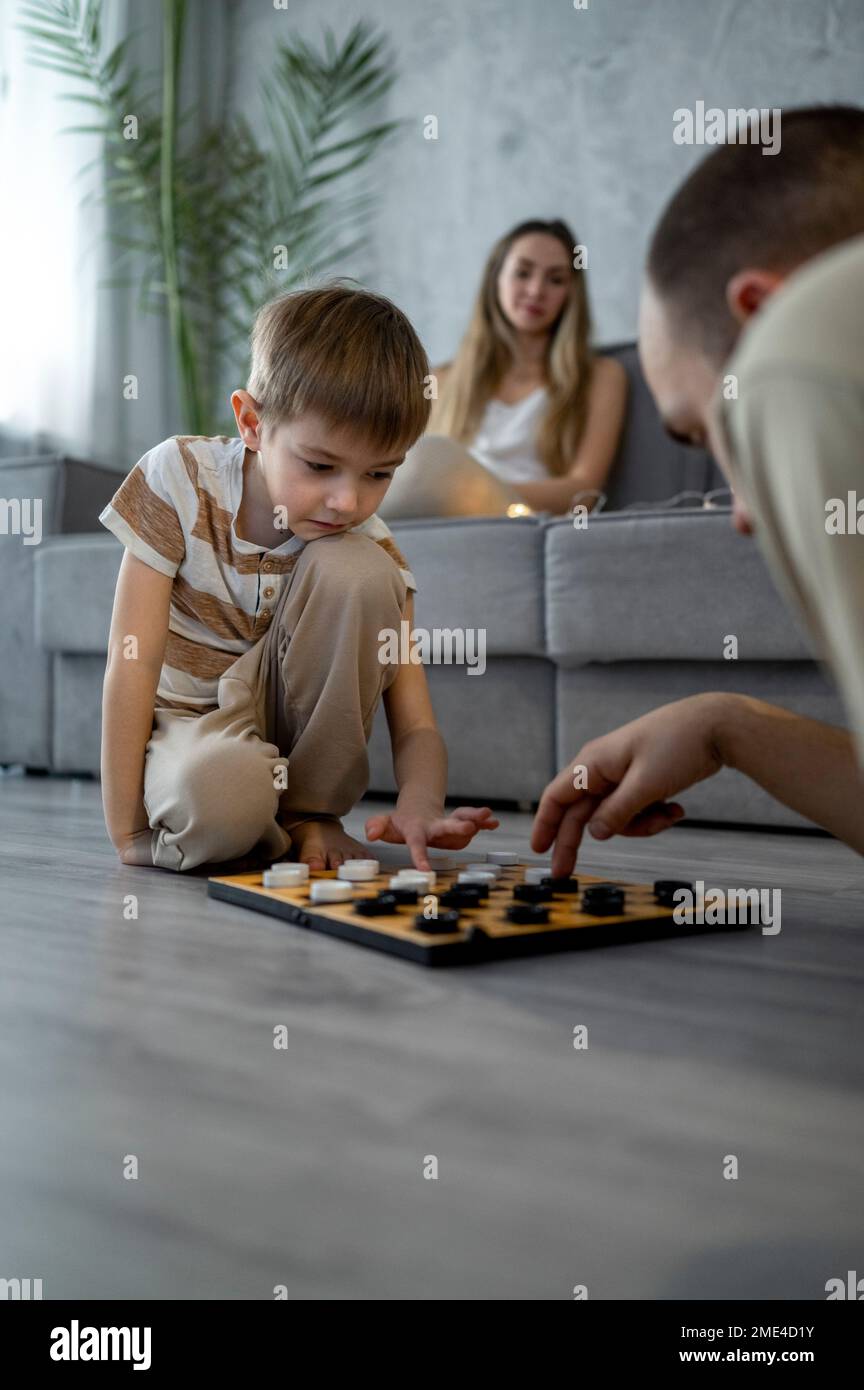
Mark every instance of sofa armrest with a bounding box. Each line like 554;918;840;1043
0;453;123;768
0;452;121;536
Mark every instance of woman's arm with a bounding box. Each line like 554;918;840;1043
513;355;629;514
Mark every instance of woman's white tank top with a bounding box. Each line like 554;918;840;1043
468;386;549;482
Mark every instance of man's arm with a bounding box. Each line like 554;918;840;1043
101;551;173;862
713;695;861;845
531;692;864;876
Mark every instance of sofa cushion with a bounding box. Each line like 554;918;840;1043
387;516;546;657
37;520;547;660
51;653;105;774
545;510;815;664
555;658;846;827
35;534;121;653
599;344;726;509
367;656;556;801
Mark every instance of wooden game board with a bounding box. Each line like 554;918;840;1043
207;861;750;966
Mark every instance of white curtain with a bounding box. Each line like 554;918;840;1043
0;0;108;453
0;0;230;469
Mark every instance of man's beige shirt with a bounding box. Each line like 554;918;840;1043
716;233;864;763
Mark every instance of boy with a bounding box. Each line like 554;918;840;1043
99;285;498;873
533;106;864;873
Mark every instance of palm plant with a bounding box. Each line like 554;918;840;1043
18;0;400;433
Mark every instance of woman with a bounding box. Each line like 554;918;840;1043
379;218;628;519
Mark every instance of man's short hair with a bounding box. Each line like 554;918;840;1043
647;105;864;360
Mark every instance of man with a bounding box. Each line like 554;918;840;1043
533;106;864;873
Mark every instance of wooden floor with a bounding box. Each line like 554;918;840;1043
1;768;862;1300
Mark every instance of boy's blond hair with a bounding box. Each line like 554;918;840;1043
247;283;431;451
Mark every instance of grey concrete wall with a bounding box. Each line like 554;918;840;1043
228;0;864;362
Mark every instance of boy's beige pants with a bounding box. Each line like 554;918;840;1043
143;533;406;872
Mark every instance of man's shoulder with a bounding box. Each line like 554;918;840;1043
730;234;864;387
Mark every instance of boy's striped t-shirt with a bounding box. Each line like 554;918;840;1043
98;433;416;714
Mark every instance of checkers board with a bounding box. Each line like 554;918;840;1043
207;857;748;966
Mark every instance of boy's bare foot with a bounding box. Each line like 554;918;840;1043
285;819;372;871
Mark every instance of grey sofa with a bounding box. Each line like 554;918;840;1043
0;450;123;770
363;509;841;826
0;347;847;828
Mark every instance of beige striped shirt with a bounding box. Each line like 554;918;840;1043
99;433;416;713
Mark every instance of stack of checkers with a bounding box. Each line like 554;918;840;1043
263;858;389;900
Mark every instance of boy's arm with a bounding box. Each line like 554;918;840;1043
381;595;447;814
101;551;173;859
368;595;500;867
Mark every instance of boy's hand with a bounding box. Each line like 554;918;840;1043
117;828;156;867
531;695;727;877
365;805;500;872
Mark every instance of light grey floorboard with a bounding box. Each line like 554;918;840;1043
0;770;862;1300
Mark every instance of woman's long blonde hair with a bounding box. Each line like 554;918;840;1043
427;219;594;477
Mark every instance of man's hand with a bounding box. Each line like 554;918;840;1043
531;695;729;877
365;804;500;871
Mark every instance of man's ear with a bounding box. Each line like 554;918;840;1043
725;268;786;326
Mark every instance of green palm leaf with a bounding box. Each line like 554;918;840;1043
20;3;401;434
